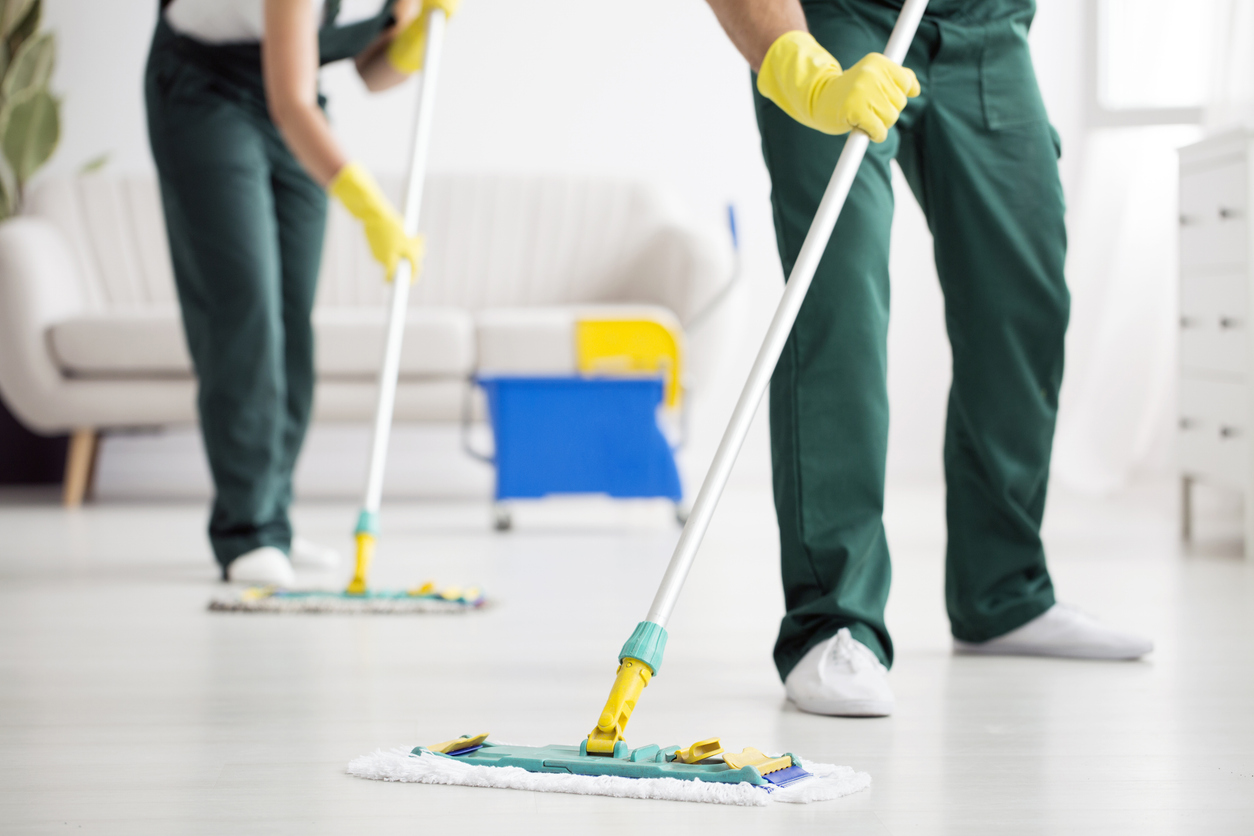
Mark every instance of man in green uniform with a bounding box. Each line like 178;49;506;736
703;0;1153;717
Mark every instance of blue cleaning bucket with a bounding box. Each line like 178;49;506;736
477;375;682;502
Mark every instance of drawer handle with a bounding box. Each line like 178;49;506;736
1219;207;1245;220
1180;213;1200;227
1220;425;1243;438
1180;417;1197;430
1180;316;1198;328
1220;317;1244;329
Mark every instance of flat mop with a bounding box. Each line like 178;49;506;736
351;0;928;801
212;8;482;615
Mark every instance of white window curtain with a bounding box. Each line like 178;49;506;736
1207;0;1254;128
1051;125;1197;493
1052;1;1248;493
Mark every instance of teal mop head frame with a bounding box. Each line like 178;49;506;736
415;738;812;790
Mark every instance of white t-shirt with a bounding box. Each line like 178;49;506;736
165;0;386;44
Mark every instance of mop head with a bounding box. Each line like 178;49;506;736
208;583;485;614
348;737;870;806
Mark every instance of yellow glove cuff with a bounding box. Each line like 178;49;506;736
426;0;462;18
386;0;461;74
330;162;425;283
756;30;844;133
328;162;385;218
387;16;428;74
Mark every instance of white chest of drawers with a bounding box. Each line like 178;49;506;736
1178;131;1253;551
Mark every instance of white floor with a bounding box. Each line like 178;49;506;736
1;478;1252;834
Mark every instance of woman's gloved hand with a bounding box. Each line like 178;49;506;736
387;0;462;73
756;31;919;143
329;162;424;281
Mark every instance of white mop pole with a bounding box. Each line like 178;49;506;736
350;9;447;593
644;0;930;627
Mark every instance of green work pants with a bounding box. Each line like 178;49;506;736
757;0;1068;677
146;24;327;573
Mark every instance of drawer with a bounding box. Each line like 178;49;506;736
1180;162;1247;270
1179;377;1248;488
1180;376;1246;425
1180;218;1247;271
1180;161;1246;218
1181;326;1246;378
1180;272;1248;377
1180;271;1247;318
1179;421;1247;489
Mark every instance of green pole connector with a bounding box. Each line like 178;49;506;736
619;621;668;675
355;510;380;537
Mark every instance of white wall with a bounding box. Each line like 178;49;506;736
41;0;1087;493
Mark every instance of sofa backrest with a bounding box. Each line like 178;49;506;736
26;172;697;315
26;176;177;312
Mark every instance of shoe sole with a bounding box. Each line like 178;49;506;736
789;697;893;718
290;558;341;570
953;641;1152;661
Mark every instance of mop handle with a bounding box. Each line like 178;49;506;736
644;0;929;627
361;9;448;517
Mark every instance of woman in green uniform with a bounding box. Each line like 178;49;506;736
704;0;1154;717
145;0;457;586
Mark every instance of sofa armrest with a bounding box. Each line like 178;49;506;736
0;217;90;431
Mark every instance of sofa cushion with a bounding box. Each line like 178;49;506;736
49;307;475;380
476;308;576;374
475;305;684;378
313;307;474;378
49;309;192;377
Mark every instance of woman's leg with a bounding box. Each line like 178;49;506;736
147;61;293;574
266;134;329;514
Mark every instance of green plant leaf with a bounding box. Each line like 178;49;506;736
0;143;15;218
79;152;108;175
5;0;38;51
2;29;51;99
0;85;58;181
0;0;36;43
0;39;10;87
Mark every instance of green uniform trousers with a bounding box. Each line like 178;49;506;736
757;0;1068;678
146;21;327;572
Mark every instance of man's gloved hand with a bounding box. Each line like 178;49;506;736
329;162;424;281
387;0;461;73
757;31;919;143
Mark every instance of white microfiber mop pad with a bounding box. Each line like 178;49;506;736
347;748;870;807
208;592;479;614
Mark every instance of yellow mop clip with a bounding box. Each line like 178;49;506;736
674;738;724;764
722;747;793;776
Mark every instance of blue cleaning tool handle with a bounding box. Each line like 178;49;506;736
726;204;739;252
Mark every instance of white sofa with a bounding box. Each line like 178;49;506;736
0;173;735;504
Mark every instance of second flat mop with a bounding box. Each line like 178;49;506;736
212;8;483;615
351;0;929;800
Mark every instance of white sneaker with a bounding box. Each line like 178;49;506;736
953;604;1153;660
226;546;295;588
290;536;341;570
784;628;894;717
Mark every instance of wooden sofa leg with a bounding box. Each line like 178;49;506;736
63;428;99;508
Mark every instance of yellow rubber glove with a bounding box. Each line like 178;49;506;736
387;0;462;73
329;162;424;281
757;31;920;143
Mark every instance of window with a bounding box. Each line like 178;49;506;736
1087;0;1223;125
